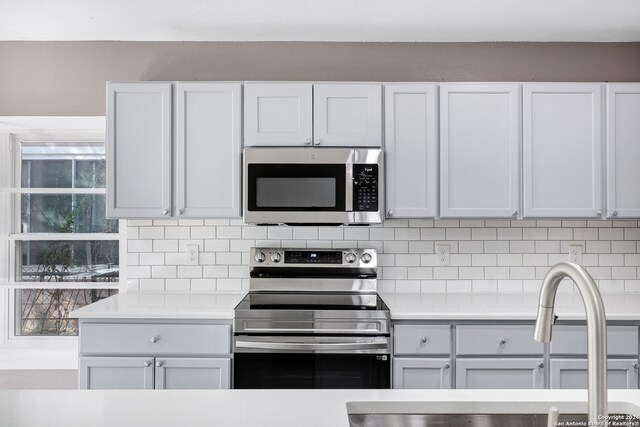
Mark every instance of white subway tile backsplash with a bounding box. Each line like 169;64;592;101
484;241;509;253
383;241;409;253
139;226;164;239
151;265;177;278
294;227;320;240
153;240;179;252
123;220;638;293
395;228;420;240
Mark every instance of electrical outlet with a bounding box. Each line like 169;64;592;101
569;245;583;264
185;245;199;265
436;244;450;266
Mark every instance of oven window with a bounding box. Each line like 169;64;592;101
234;353;390;389
247;164;346;211
256;177;336;208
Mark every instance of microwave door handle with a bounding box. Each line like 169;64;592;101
345;163;353;212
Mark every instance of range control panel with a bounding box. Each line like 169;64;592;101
285;250;342;264
250;248;377;268
353;164;379;212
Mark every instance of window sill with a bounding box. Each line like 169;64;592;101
0;347;77;370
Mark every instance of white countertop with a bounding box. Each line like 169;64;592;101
380;291;640;321
70;290;640;321
1;389;639;427
69;292;246;320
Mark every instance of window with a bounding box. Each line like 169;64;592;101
1;132;122;344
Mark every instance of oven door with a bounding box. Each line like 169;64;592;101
233;336;391;389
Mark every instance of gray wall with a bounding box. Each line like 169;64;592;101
1;41;639;116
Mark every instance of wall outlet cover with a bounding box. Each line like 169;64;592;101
568;245;583;264
436;244;450;266
185;244;199;265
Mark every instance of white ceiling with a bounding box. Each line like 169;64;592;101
1;0;640;42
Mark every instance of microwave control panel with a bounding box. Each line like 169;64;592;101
353;164;379;212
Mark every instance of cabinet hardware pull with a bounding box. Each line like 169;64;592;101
162;209;169;216
305;138;312;146
512;210;518;217
596;210;602;216
144;361;151;367
443;363;450;369
633;363;639;370
538;362;545;369
499;337;507;345
156;361;164;368
420;336;427;343
612;210;618;217
150;336;158;343
314;140;321;146
387;210;394;216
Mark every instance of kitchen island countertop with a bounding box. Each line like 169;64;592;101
1;389;640;427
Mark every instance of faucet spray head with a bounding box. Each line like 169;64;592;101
533;305;555;342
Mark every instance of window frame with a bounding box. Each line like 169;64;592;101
0;118;127;369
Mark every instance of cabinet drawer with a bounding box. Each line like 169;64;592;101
394;325;451;355
550;326;639;356
80;323;231;356
456;325;543;356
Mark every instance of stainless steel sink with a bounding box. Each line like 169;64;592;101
348;413;637;427
346;401;640;427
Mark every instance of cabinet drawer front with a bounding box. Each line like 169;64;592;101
550;326;639;356
80;323;231;356
456;325;543;356
394;325;451;355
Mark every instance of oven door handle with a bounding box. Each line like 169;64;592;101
235;340;388;352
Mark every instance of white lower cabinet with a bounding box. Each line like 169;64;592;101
456;358;545;389
393;358;452;389
78;320;232;390
80;356;231;390
80;356;154;390
550;359;639;390
154;357;231;390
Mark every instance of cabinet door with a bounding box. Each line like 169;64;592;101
313;84;382;147
384;84;438;218
456;358;545;389
154;357;230;390
439;84;520;218
550;359;639;389
393;357;452;389
107;82;172;218
175;82;242;218
243;83;312;146
79;356;154;390
606;84;640;218
523;83;603;218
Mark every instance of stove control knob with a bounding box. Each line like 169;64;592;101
270;252;282;263
254;251;266;263
345;252;357;263
361;253;372;264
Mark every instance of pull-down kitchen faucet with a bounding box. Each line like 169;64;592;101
534;262;608;426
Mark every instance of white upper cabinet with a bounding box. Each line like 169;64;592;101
244;83;381;147
175;82;242;218
523;83;604;218
606;83;640;218
107;81;242;219
243;83;313;146
439;84;520;218
107;82;172;218
313;83;382;147
384;84;438;218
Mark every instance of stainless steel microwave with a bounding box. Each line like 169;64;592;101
243;148;383;225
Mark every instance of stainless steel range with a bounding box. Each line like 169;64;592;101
233;247;391;389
